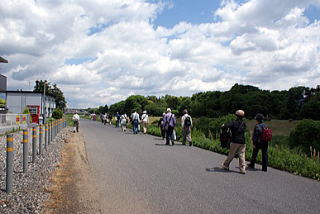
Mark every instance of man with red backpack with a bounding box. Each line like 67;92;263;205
248;113;272;172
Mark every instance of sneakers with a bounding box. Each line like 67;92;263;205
240;170;246;174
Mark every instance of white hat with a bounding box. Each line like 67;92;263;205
143;110;147;114
166;108;171;112
235;110;245;117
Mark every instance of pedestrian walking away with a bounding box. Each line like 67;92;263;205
72;111;80;133
163;108;176;146
115;112;121;127
158;113;166;139
181;109;193;146
248;113;271;172
141;110;149;134
102;113;107;125
221;110;247;174
108;113;112;125
120;114;128;132
131;110;140;134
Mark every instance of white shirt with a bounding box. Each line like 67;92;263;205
141;113;149;123
72;113;80;121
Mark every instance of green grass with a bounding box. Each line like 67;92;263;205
147;122;320;181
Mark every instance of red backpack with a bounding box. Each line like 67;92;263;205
261;127;272;142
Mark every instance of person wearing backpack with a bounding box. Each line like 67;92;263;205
181;109;193;146
131;110;140;134
248;113;271;172
141;110;149;134
222;110;247;174
120;113;128;132
158;113;166;139
163;108;176;146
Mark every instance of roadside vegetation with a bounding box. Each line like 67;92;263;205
83;83;320;180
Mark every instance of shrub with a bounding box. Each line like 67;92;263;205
22;107;30;114
289;119;320;153
52;108;63;119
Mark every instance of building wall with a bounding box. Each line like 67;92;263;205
6;92;55;117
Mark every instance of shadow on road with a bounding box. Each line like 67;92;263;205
206;167;242;174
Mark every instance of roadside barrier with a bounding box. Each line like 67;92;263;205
4;118;67;193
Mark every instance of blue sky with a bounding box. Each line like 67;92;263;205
152;0;221;27
153;0;320;27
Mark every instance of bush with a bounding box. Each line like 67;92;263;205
52;108;63;119
22;107;30;114
289;119;320;153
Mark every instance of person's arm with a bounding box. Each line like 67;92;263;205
222;121;233;129
181;115;185;127
252;125;260;145
190;116;193;127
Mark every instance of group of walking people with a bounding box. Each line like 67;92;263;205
158;108;193;146
221;110;270;174
102;108;270;174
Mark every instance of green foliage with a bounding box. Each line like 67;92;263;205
22;107;30;114
52;108;63;119
0;98;6;107
90;83;320;120
147;122;320;180
289;119;320;153
33;80;67;109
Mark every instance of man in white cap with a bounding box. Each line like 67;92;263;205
141;110;149;134
72;111;80;133
221;110;247;174
163;108;176;145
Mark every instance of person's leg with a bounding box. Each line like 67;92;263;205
249;144;260;168
261;143;268;171
238;144;246;173
165;128;170;145
167;127;174;145
182;126;187;145
160;127;165;139
223;143;239;169
186;128;192;146
169;127;175;145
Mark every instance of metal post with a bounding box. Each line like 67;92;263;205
45;124;48;150
6;134;14;193
22;129;28;173
39;125;43;155
32;126;37;163
49;122;52;143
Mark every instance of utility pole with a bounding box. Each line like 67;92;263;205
43;81;46;124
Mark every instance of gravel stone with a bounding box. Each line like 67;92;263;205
0;127;73;214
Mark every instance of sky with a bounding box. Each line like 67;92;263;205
0;0;320;108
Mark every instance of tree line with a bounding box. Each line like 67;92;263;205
88;83;320;120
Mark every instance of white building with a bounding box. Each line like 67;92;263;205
6;90;56;123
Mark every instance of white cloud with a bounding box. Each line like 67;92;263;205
0;0;320;108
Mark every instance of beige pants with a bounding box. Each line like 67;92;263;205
223;143;246;172
142;121;148;134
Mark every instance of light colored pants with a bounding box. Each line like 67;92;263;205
182;126;192;144
142;121;148;134
223;143;246;172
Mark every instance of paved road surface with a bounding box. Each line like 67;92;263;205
82;119;320;214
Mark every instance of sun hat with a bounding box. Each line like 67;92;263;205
235;110;245;117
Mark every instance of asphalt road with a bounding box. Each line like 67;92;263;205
81;119;320;214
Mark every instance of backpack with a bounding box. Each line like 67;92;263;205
184;116;191;127
261;127;272;142
220;128;231;149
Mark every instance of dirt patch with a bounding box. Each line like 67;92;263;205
42;132;101;214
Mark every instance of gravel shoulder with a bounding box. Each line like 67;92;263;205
42;131;101;214
0;127;71;213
